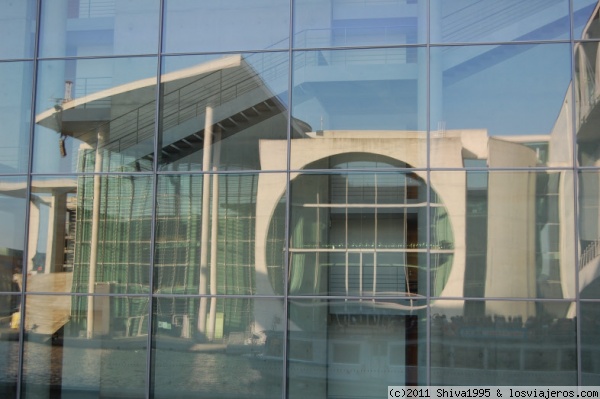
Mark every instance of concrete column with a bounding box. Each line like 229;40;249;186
198;106;213;336
579;47;590;121
87;129;107;339
44;192;67;273
27;199;41;272
207;130;221;341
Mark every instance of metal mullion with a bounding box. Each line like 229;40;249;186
283;0;294;397
568;0;584;387
17;0;43;397
36;53;160;62
144;0;166;397
425;0;432;387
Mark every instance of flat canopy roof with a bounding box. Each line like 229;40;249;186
35;55;245;146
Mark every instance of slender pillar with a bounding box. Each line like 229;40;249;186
207;130;221;341
198;106;214;336
87;129;106;339
44;192;67;273
579;47;590;121
27;200;41;272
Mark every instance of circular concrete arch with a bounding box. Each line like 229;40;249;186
255;135;464;292
251;135;467;331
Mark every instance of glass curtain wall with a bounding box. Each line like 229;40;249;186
1;0;600;397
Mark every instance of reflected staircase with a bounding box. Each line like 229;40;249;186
79;55;292;169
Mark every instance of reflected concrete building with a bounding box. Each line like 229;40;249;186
2;0;600;398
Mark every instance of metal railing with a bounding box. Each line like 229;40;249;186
579;238;600;271
72;26;414;158
442;0;562;43
98;51;288;156
76;0;116;19
73;77;112;108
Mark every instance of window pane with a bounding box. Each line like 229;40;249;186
431;300;577;386
33;57;157;173
294;0;426;48
291;48;427;169
288;299;426;398
0;0;36;60
155;173;285;296
576;42;600;167
430;0;570;44
289;172;429;297
574;0;600;40
152;297;284;398
158;52;288;172
430;43;572;168
0;61;33;174
578;171;600;299
28;175;153;294
0;176;27;293
39;0;160;57
22;294;148;398
0;294;20;398
431;171;575;299
581;301;600;385
162;0;290;54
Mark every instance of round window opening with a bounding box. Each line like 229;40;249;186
266;153;454;297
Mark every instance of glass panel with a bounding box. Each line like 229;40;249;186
578;171;600;299
152;297;284;398
155;173;285;296
0;294;20;398
0;176;27;293
0;0;36;60
430;43;572;168
22;294;148;398
289;172;429;296
431;171;575;299
575;0;600;40
293;0;426;48
431;300;577;385
581;301;600;385
28;175;153;294
158;52;288;172
39;0;160;57
430;0;570;44
162;0;290;54
288;299;426;398
33;57;157;174
0;61;33;174
576;42;600;166
291;48;427;169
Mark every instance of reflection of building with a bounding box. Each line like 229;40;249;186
33;61;576;330
32;54;579;385
5;0;600;397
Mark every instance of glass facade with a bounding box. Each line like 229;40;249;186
2;0;600;397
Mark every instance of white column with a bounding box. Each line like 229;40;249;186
198;106;213;336
207;130;221;341
44;192;67;273
27;199;41;273
87;129;106;339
